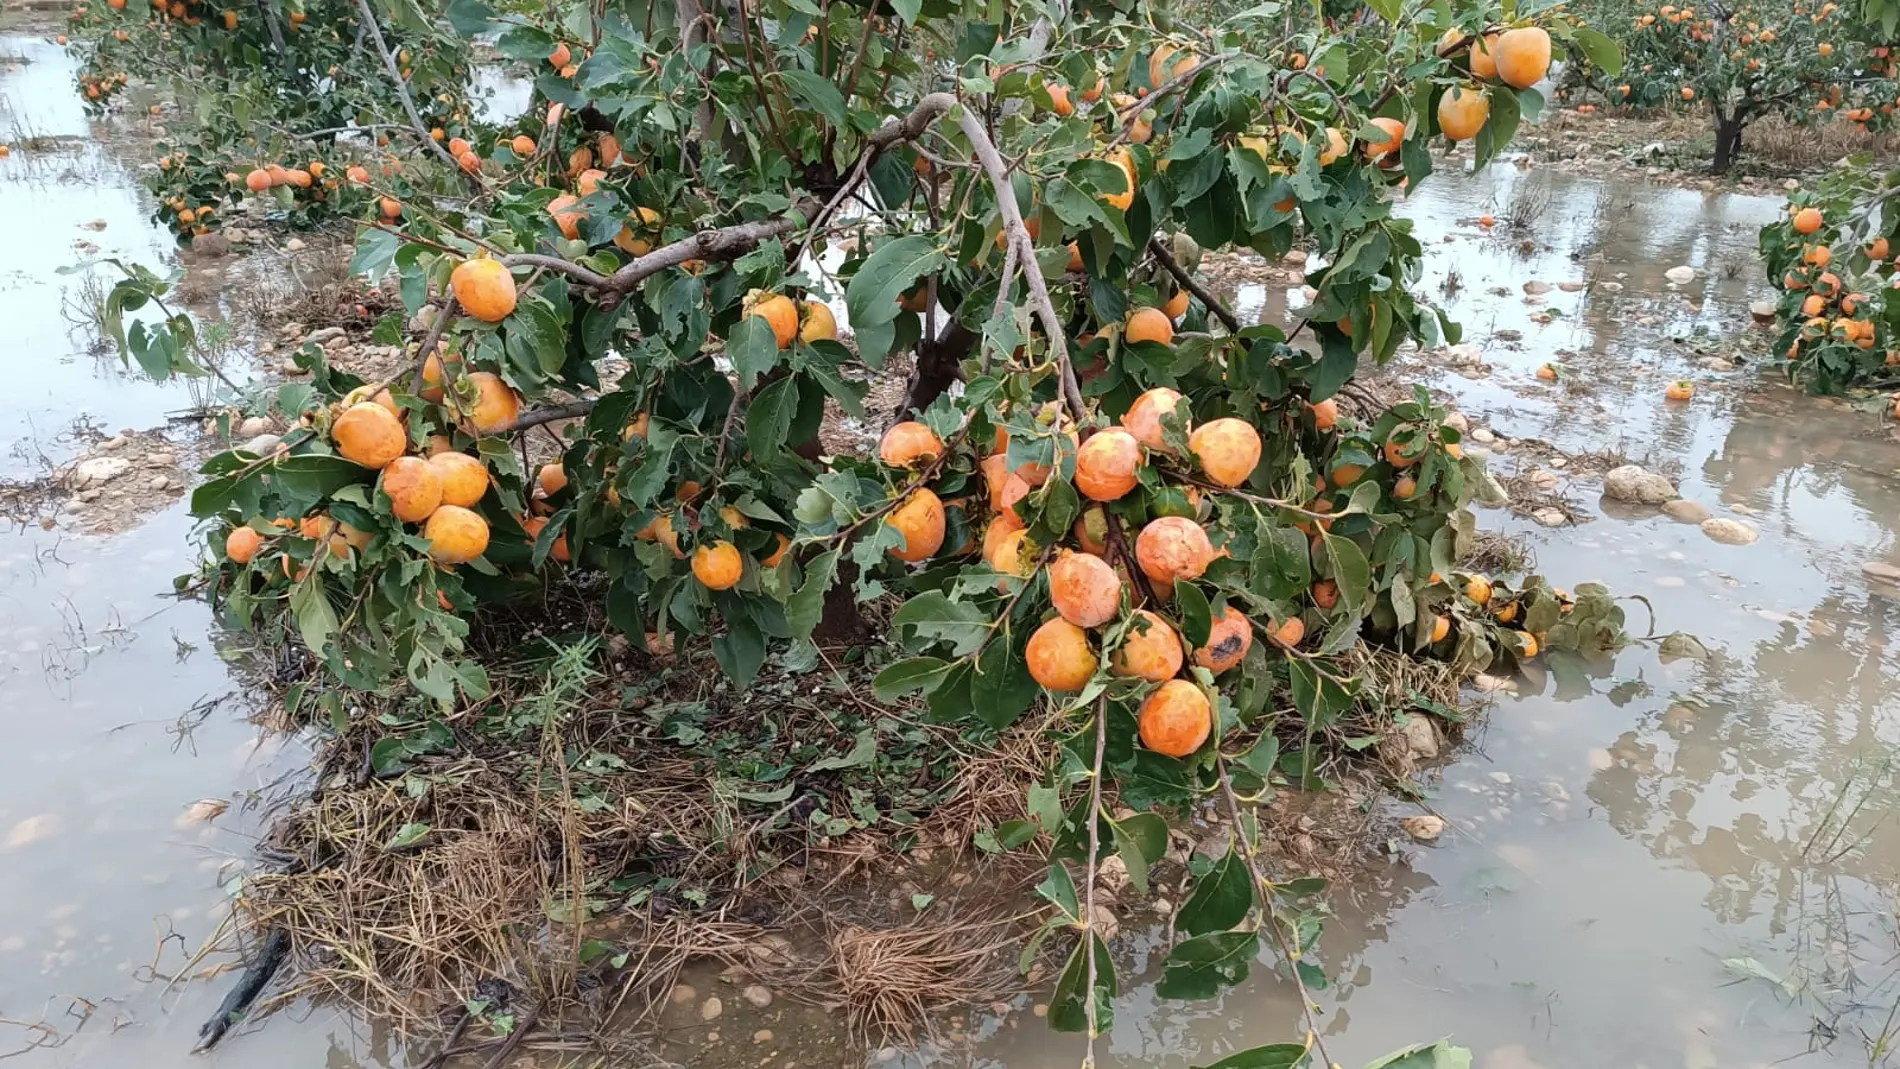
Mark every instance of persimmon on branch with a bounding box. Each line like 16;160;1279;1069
349;0;461;173
1149;236;1240;333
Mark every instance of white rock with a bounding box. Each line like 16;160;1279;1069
97;435;129;452
304;326;346;346
1469;427;1496;444
700;996;724;1021
1446;342;1484;367
1665;266;1696;284
1401;715;1439;760
1523;280;1552;295
1700;518;1759;545
1749;299;1777;321
1444;410;1470;432
1660;498;1711;524
281;360;308;376
1602;464;1677;505
1283;249;1309;267
1400;815;1445;842
1532;507;1569;527
148;475;171;491
72;456;132;488
285;237;307;251
1558;281;1585;292
237;415;271;438
1601;281;1624;292
742;984;773;1008
1862;561;1900;583
240;433;282;456
1527;469;1559;490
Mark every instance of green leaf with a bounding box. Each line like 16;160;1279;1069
1194;1044;1312;1069
383;822;432;850
349;226;401;280
747;375;800;459
1048;933;1116;1034
872;656;955;700
1320;533;1373;616
1155;930;1258;1000
289;578;339;656
1176;583;1212;649
727;316;781;392
786;547;838;638
1177;848;1255;936
1361;1041;1474;1069
890;591;992;656
971;636;1037;730
1035;862;1081;918
711;614;767;687
808;727;877;771
1570;26;1623;77
1287;657;1358;729
1111;812;1169;895
777;69;847;128
844;235;947;336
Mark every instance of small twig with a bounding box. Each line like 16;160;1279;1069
711;387;747;476
1148;235;1238;333
349;0;460;172
1107;53;1229;151
408;296;460;395
1079;691;1109;1063
486;400;600;435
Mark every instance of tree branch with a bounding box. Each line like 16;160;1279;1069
952;104;1088;422
350;0;460;172
1149;235;1238;333
1080;691;1109;1063
487;400;600;434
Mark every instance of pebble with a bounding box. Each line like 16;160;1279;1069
281;360;308;375
285;237;306;251
1469;427;1496;444
1444;410;1469;432
1700;517;1758;545
148;475;171;491
742;984;773;1008
71;456;132;488
1558;281;1584;292
1400;815;1445;842
1532;507;1569;527
1401;715;1439;759
671;984;698;1006
1527;469;1559;490
241;433;282;456
753;1029;774;1044
1488;771;1512;785
1600;281;1624;292
1603;464;1677;505
97;435;128;452
1665;266;1696;284
700;996;724;1021
1523;280;1551;295
1660;498;1711;524
237;416;271;438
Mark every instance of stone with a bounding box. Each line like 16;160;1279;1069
97;435;129;451
1090;904;1119;941
1096;854;1131;895
1532;507;1569;527
148;475;171;491
1558;281;1584;292
190;232;232;257
304;326;346;346
237;415;271;438
700;996;724;1021
145;452;177;468
71;456;131;488
1527;469;1559;490
1401;715;1439;760
1600;281;1624;292
1443;410;1470;432
742;984;773;1008
1700;518;1758;545
240;433;283;456
285;237;307;251
1283;249;1309;266
1602;464;1676;505
1660;498;1711;524
1749;299;1777;321
281;359;308;376
1862;561;1900;583
1665;265;1695;284
1700;357;1735;371
279;321;306;339
1399;815;1445;842
671;984;698;1006
1469;427;1496;444
1522;280;1552;295
1546;455;1566;468
753;1030;774;1044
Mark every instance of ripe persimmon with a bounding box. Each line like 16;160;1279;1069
1027;617;1097;692
800;301;838;343
1112;609;1184;682
536;462;567;496
1134;516;1214;584
1137;679;1210;757
691;541;744;589
1665;380;1694;401
1363;116;1406;160
879;421;945;468
451;257;517;322
1793;207;1824;234
1194;605;1253;673
1469;32;1501;78
1309;398;1338;430
428;452;488;508
1438;85;1490;141
1188;417;1262;487
225;526;263;564
424;505;490;564
1049;550;1121;628
1123;386;1187;451
463;372;520;433
1494;27;1552;88
1126;306;1175;346
886;488;946;562
333;402;406;469
749;293;799;349
382;456;444;523
1075;428;1143;501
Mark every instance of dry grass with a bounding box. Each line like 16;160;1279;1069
824;915;1026;1044
1746;114;1900;169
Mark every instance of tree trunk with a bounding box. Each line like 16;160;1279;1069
1712;112;1744;174
901;319;974;418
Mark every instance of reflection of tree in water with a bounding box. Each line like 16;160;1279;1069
1700;402;1900;559
1586;589;1900;929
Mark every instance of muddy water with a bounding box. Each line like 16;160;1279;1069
8;30;1900;1069
0;33;358;1069
979;166;1900;1068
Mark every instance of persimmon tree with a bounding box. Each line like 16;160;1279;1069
1761;161;1900;393
1584;0;1897;170
89;0;1629;1055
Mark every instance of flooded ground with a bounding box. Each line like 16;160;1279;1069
7;23;1900;1069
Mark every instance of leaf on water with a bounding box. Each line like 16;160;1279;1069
1155;929;1257;1000
1194;1044;1312;1069
1176;848;1255;936
1722;956;1796;995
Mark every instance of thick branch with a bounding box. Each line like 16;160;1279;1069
1149;236;1238;333
350;0;460;171
952;105;1088;422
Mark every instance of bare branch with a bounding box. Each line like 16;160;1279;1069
1080;692;1109;1065
349;0;461;172
1149;236;1240;333
487;400;600;434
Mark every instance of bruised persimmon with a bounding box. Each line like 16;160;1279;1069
1138;679;1211;757
879;420;945;468
1194;605;1253;674
1026;617;1097;692
1134;516;1214;584
1112;609;1184;682
886;488;946;562
1049;550;1121;628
